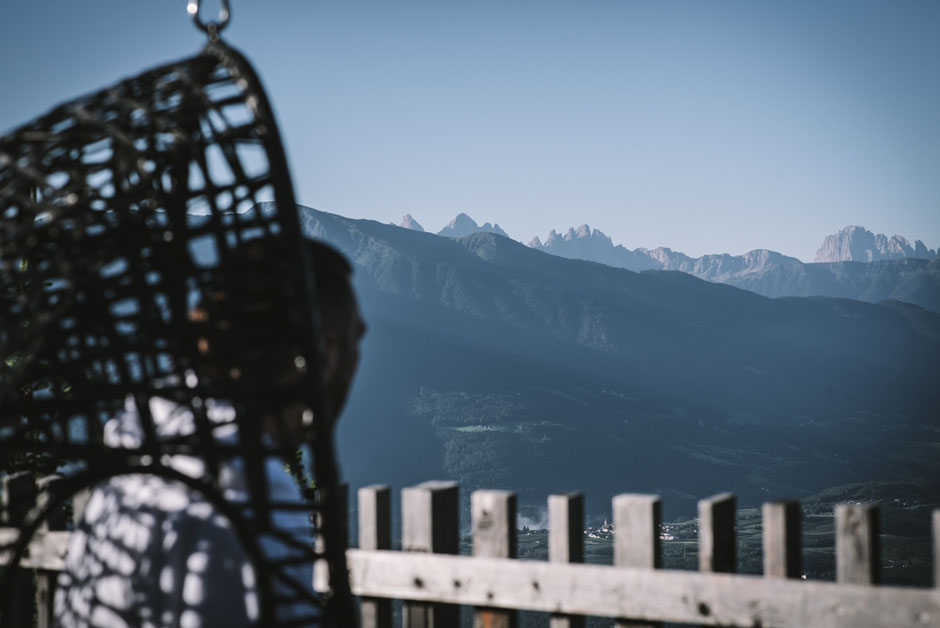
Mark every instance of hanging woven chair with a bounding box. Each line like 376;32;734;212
0;3;354;625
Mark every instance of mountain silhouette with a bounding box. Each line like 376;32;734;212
528;223;940;313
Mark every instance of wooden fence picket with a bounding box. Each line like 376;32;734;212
762;500;801;579
4;476;940;627
34;475;66;628
934;509;940;589
836;503;880;585
358;484;392;628
1;471;35;526
613;493;662;628
314;482;348;594
549;492;585;628
699;493;736;574
401;480;460;628
2;472;38;628
472;489;517;628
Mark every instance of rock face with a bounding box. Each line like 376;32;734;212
814;225;936;263
528;225;800;281
643;247;802;283
398;214;425;232
437;213;509;239
528;224;659;271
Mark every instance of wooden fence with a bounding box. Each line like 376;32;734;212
2;473;939;627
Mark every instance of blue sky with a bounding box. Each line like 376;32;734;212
2;1;938;261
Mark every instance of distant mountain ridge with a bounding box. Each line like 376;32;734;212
528;224;803;283
727;257;940;313
525;223;940;313
390;213;940;312
815;225;937;263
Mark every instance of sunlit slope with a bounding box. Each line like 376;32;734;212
300;207;940;515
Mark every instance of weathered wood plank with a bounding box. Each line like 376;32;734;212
338;482;349;551
314;483;349;593
5;525;940;628
359;485;392;628
549;492;584;565
1;528;70;627
346;549;940;627
549;493;584;628
0;528;71;571
836;503;880;585
1;471;36;525
762;500;801;579
613;494;662;628
402;481;459;554
1;472;38;628
472;490;517;628
0;527;70;628
35;475;67;628
402;481;460;628
934;509;940;589
613;494;662;569
699;493;736;574
36;573;55;628
359;485;391;552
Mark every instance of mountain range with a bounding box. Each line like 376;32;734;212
397;212;509;239
401;215;940;313
303;205;940;517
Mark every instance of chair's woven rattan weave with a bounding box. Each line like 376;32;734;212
0;40;353;625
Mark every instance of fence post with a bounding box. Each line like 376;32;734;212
2;471;38;628
35;475;66;628
313;482;348;594
1;471;36;525
549;492;584;628
472;490;517;628
762;500;801;579
836;503;880;585
358;485;392;628
613;494;662;628
934;509;940;589
402;481;459;628
699;493;736;574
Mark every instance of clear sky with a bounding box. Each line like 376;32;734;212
2;1;938;261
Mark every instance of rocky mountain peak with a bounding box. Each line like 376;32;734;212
571;224;591;239
815;226;934;263
398;214;425;232
480;222;510;238
437;213;509;239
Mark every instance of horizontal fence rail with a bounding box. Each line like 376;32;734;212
345;550;940;627
2;474;940;627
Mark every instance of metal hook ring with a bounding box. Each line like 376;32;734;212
187;0;231;41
